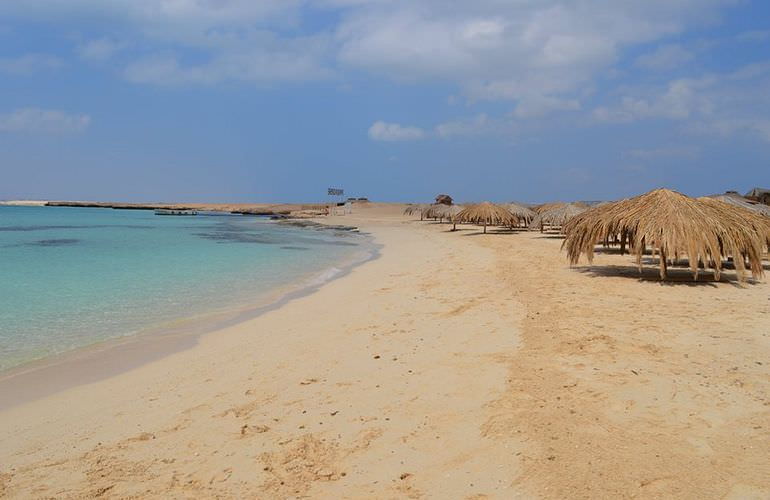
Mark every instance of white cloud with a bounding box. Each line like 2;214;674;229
335;0;734;108
368;121;425;141
691;118;770;142
435;114;495;138
595;60;770;142
0;108;91;134
736;30;770;42
77;38;126;61
0;53;63;75
0;0;749;125
593;78;714;122
513;95;581;119
2;0;735;100
635;44;694;71
124;32;334;85
624;146;700;159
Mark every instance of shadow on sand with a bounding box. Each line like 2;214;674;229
572;264;761;288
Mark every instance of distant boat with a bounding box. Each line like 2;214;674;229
154;209;198;216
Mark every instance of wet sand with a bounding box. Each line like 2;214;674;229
1;203;768;498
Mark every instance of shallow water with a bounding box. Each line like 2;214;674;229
0;206;372;371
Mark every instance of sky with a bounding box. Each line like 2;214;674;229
1;0;769;204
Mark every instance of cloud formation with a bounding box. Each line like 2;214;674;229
593;60;770;142
3;0;770;148
0;53;63;75
368;121;425;141
0;0;736;98
0;108;91;134
635;44;694;71
77;39;126;61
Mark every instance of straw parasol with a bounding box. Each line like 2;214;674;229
505;202;537;226
435;204;463;223
404;203;433;220
705;193;770;217
423;203;462;223
454;202;517;233
562;188;765;281
530;202;588;232
534;201;566;214
699;197;770;251
420;204;443;220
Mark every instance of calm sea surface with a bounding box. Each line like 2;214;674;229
0;206;373;371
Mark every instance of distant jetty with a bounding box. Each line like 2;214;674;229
0;200;49;206
36;201;330;218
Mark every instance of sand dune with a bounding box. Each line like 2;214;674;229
1;203;768;498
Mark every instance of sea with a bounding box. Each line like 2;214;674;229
0;205;374;371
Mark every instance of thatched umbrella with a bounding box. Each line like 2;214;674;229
454;202;516;233
421;204;443;220
404;203;430;220
563;199;632;253
531;202;588;232
435;204;463;224
505;202;536;227
563;188;765;281
422;203;462;223
435;194;453;205
699;197;770;251
533;201;566;214
705;193;770;217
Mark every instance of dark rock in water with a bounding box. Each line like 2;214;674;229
280;246;310;251
276;220;359;232
31;238;79;247
194;231;279;244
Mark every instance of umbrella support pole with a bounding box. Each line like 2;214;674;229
660;249;668;280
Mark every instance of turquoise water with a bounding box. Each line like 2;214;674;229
0;206;372;371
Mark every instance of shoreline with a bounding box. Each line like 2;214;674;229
0;221;380;410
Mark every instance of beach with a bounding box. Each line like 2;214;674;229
1;203;769;498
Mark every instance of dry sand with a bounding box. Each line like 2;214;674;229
1;203;768;498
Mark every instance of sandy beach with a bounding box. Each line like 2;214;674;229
1;203;769;499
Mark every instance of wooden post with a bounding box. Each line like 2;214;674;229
483;221;487;234
620;229;627;255
660;248;668;280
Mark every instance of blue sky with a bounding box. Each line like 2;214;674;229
0;0;769;203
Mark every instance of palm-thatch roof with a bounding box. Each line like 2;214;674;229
505;202;537;225
423;203;463;222
436;204;463;219
454;202;517;233
530;202;588;232
435;194;453;205
403;203;430;220
562;188;765;281
403;204;424;215
533;201;566;214
421;204;443;219
699;197;770;251
745;187;770;204
705;193;770;217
